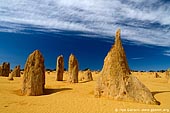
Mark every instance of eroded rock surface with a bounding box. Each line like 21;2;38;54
95;29;159;105
21;50;45;96
68;54;79;83
56;55;64;81
0;62;10;77
11;65;20;77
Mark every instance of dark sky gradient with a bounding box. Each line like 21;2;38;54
0;29;169;71
0;0;170;71
0;30;111;70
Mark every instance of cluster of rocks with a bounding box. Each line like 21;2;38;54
11;65;21;77
8;65;21;80
1;28;164;106
56;54;80;83
80;69;93;82
19;49;89;96
94;29;159;105
55;53;93;83
1;49;90;96
0;62;21;80
0;62;10;77
0;50;46;96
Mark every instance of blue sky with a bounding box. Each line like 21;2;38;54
0;0;170;71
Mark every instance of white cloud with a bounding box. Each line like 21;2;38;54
164;50;170;57
131;57;144;60
0;0;170;46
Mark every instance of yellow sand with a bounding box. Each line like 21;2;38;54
0;71;170;113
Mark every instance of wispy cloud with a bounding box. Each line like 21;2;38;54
0;0;170;46
131;57;144;60
163;50;170;56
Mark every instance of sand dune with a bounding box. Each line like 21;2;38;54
0;71;170;113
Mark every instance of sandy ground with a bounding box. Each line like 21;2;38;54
0;71;170;113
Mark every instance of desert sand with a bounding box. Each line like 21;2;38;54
0;71;170;113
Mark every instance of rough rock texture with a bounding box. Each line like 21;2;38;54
94;29;159;105
56;55;64;81
11;65;20;77
21;50;45;96
80;69;93;81
0;62;10;77
68;54;79;83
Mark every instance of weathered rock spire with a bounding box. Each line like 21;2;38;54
67;54;79;83
56;55;64;81
21;50;45;96
95;29;159;105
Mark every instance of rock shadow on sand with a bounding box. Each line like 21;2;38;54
43;88;72;95
79;80;92;83
152;91;170;96
14;88;72;96
151;91;170;105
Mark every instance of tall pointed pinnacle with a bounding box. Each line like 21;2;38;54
114;29;130;75
115;28;122;48
95;29;159;105
102;28;130;76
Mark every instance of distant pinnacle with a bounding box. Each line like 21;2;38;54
68;54;79;83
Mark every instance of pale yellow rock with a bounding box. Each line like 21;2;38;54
8;73;14;80
0;62;10;77
80;69;93;82
56;55;64;81
95;29;159;105
11;65;20;77
68;54;79;83
21;50;45;96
